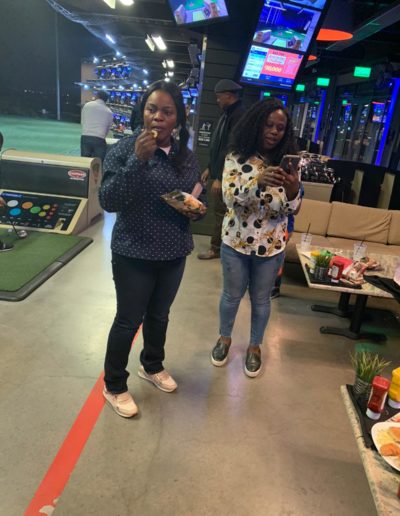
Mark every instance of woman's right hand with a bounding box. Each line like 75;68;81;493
135;129;158;162
257;166;286;188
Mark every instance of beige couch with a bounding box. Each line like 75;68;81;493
285;199;400;263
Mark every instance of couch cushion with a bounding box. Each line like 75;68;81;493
388;210;400;245
327;202;391;244
293;198;332;236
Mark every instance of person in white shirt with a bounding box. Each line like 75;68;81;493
81;91;114;162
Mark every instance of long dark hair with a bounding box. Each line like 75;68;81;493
140;80;189;170
229;98;297;165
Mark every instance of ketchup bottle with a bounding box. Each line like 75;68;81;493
330;257;344;283
366;376;391;420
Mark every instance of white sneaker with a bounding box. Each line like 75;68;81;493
138;365;177;393
103;387;138;418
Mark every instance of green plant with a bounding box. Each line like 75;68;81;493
350;351;391;383
314;253;331;268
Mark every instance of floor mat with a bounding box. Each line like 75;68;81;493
0;230;92;301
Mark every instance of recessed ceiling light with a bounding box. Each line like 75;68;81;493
119;0;134;5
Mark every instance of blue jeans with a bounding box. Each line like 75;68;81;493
219;243;284;346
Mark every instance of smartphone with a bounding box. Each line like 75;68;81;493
279;155;301;174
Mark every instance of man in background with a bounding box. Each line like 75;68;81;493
81;91;114;162
198;79;246;260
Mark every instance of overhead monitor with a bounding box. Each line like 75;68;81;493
253;1;321;54
291;0;327;9
168;0;229;27
239;0;329;91
241;45;303;90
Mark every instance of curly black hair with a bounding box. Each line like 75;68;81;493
141;80;189;171
229;98;298;165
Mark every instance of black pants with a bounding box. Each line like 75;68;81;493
80;135;107;162
104;253;186;393
210;188;226;252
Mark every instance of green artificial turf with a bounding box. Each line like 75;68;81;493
0;230;91;294
0;115;81;155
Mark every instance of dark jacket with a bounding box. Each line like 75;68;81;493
99;129;206;260
208;100;246;181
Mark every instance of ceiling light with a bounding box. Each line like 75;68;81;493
165;77;170;82
143;68;148;75
152;35;167;51
119;0;134;5
103;0;116;8
145;35;155;52
162;60;167;68
116;51;121;57
168;71;174;77
143;79;148;85
317;0;353;41
166;60;175;68
106;33;116;44
93;57;99;64
133;83;138;88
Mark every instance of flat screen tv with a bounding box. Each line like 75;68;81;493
253;1;321;54
241;45;304;90
291;0;327;9
168;0;229;26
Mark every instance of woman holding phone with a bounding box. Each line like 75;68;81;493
210;98;301;377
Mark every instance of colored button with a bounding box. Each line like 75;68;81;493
9;208;21;216
30;206;41;214
39;211;46;217
22;202;33;209
7;200;18;208
42;204;51;210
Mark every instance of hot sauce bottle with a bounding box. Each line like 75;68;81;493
366;376;391;420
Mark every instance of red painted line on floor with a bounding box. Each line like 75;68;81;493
25;331;140;515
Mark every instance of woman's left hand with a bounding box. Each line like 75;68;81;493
282;170;300;201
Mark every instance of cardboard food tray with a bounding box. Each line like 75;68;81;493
161;190;204;214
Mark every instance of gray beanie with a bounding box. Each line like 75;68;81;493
214;79;243;93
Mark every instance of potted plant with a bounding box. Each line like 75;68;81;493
313;252;331;280
350;351;391;403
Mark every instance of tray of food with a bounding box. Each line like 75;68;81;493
161;190;205;214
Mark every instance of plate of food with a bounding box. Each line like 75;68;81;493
371;421;400;471
161;190;205;214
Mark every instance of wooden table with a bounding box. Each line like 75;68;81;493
341;386;400;515
296;245;396;341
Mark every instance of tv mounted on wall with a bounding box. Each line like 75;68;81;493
239;0;330;91
291;0;327;10
241;45;304;90
168;0;229;27
253;0;322;54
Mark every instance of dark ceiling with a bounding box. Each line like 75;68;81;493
47;0;400;86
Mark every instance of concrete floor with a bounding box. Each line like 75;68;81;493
1;214;399;516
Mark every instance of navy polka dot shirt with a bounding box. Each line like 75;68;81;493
99;130;206;260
